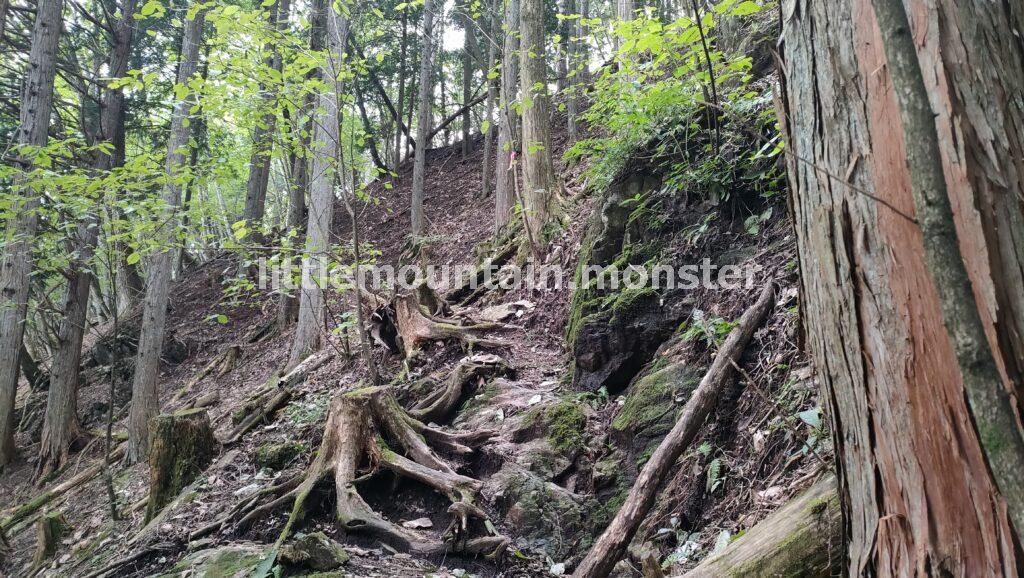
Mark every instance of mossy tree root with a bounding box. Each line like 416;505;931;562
224;351;333;444
408;354;512;423
212;386;507;558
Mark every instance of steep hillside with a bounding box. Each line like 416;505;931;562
1;104;830;577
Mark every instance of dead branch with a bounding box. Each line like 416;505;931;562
224;352;333;444
572;282;777;578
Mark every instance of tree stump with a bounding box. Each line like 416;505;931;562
31;511;67;571
145;409;218;522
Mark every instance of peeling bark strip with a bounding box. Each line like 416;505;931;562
868;0;1024;534
778;0;1024;574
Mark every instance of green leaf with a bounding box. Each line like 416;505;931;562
216;314;228;324
798;408;822;429
729;0;763;16
126;252;141;265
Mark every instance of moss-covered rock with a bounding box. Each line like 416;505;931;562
159;544;265;577
280;532;349;571
570;285;677;393
521;399;588;455
255;440;307;470
611;363;703;469
145;409;218;522
489;464;600;562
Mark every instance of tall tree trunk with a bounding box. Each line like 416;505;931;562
779;0;1024;574
555;0;569;93
493;0;519;233
480;0;499;197
518;0;556;246
127;8;206;462
460;7;473;158
613;0;632;51
38;0;138;477
0;0;63;470
395;9;409;169
242;0;290;227
278;0;324;329
286;1;350;369
564;0;578;140
410;0;436;238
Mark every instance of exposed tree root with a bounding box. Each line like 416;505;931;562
406;354;512;423
369;284;511;358
204;386;507;558
446;239;518;306
224;351;332;444
170;344;241;405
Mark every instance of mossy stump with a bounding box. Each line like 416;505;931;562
31;511;67;571
146;408;218;522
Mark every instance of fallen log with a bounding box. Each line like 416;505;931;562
1;443;126;531
572;282;777;578
681;474;840;577
170;345;241;404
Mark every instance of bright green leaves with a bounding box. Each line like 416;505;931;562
137;0;165;19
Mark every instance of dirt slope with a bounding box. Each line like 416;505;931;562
1;114;826;577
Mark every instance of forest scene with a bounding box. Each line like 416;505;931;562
1;0;1023;575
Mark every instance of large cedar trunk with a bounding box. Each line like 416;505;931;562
127;8;207;462
779;0;1024;574
0;0;64;469
518;0;556;243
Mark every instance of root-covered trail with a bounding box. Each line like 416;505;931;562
1;121;824;578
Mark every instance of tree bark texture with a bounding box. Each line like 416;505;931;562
410;0;436;238
779;0;1024;574
286;2;349;369
493;0;519;233
127;8;206;462
0;0;63;469
518;0;556;244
